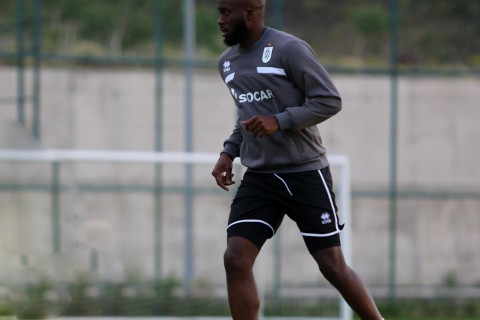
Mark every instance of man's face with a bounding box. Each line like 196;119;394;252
217;0;248;47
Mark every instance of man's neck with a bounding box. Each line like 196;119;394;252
240;26;266;49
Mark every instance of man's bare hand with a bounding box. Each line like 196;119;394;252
211;153;235;191
242;115;280;138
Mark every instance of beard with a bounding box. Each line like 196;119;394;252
223;19;248;47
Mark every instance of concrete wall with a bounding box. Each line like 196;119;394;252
0;67;479;292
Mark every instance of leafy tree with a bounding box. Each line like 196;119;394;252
351;4;389;61
196;4;224;55
1;0;479;67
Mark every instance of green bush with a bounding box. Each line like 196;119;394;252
1;276;479;319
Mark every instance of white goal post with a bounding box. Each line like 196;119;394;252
0;149;352;320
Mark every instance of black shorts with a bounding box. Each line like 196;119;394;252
227;167;344;254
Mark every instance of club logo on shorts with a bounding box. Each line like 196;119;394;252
262;46;273;63
321;212;332;225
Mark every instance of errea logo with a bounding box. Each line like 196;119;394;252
223;60;231;73
230;88;275;104
321;212;332;225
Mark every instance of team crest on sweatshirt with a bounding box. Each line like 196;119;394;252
262;46;273;63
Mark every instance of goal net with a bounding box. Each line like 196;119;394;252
0;149;352;320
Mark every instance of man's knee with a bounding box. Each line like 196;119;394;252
313;246;349;281
319;260;348;282
224;249;246;272
224;237;258;273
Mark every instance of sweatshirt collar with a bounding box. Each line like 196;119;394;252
237;27;271;54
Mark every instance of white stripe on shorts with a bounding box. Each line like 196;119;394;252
301;169;341;237
273;173;293;196
227;219;275;236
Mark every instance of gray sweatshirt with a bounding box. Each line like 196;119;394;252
218;27;341;173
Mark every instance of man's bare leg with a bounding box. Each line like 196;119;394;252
224;237;260;320
313;246;383;320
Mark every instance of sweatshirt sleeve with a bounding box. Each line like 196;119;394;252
222;120;243;159
274;39;342;131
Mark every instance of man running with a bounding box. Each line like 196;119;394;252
212;1;384;319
